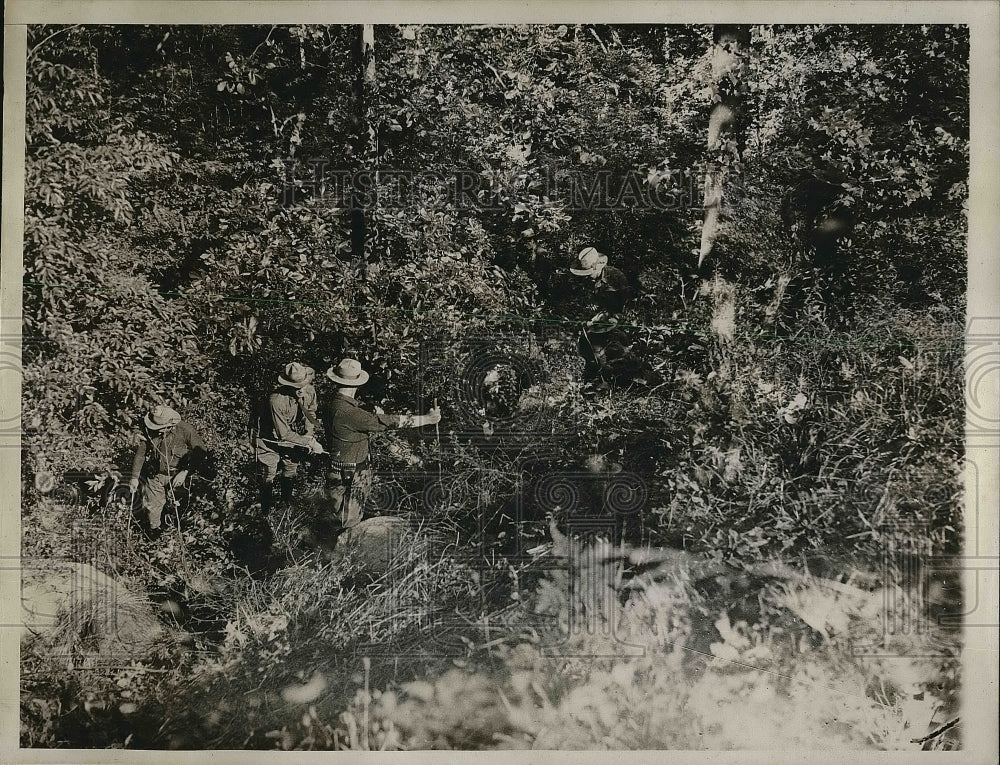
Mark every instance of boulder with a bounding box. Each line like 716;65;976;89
22;560;166;656
331;516;416;576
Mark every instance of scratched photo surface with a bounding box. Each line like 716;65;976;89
17;23;970;751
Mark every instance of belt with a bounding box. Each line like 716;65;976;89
330;459;368;471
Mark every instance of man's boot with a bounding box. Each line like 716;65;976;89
278;476;295;507
260;480;275;513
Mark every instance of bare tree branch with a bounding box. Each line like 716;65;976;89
910;717;960;745
27;24;82;63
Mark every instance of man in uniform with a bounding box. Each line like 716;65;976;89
128;404;207;541
321;358;441;529
569;246;631;317
252;361;324;512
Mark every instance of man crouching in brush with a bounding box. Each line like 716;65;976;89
321;358;441;529
128;405;207;542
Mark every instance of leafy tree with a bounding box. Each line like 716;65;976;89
24;26;209;477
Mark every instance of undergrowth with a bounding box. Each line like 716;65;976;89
20;292;963;752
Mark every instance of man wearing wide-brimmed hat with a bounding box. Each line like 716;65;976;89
569;246;631;317
129;404;207;540
320;358;441;529
251;362;324;512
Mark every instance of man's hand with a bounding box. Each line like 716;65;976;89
171;470;188;488
399;407;442;428
586;311;607;327
307;437;324;455
128;478;139;492
427;406;442;426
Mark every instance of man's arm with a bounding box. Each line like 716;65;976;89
181;423;208;471
301;409;319;436
271;396;315;447
128;437;148;490
298;387;319;427
384;407;441;430
130;438;148;481
347;406;440;433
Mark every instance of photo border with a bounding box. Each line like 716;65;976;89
2;2;997;763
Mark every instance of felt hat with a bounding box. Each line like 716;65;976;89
278;362;310;388
326;358;370;387
570;246;608;277
144;405;181;430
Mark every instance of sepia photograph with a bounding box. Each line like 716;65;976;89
2;3;998;759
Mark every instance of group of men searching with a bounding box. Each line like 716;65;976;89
125;246;628;541
128;359;440;541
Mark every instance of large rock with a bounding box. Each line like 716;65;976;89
331;516;417;576
22;560;166;656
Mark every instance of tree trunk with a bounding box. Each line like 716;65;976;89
351;24;377;275
698;25;750;268
700;25;750;349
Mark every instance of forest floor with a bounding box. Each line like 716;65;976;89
20;331;962;751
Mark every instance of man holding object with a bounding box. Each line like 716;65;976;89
129;404;207;541
252;362;324;512
321;358;441;529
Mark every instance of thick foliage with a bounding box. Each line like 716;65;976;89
21;23;966;751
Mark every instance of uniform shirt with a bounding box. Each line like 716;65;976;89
130;421;206;480
255;389;313;449
594;265;631;315
321;392;398;465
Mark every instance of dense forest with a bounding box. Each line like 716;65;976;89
20;24;968;750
